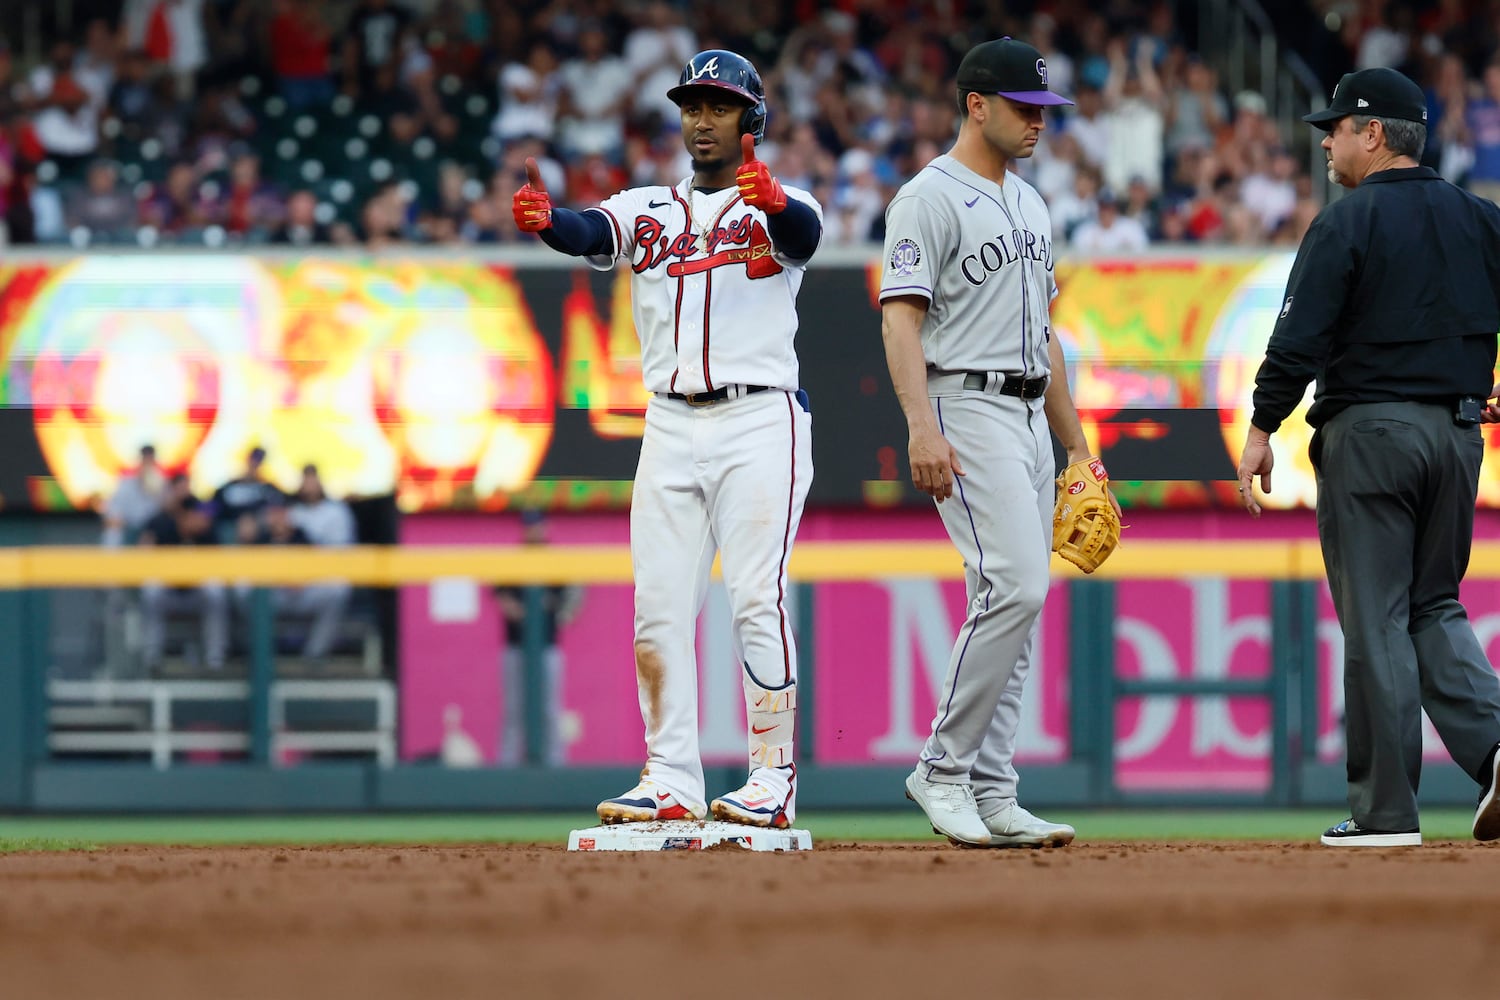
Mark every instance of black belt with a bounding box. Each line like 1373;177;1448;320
962;372;1049;399
665;384;771;406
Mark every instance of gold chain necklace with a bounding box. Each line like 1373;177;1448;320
685;184;726;254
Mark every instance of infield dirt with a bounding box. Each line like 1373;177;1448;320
1;841;1492;998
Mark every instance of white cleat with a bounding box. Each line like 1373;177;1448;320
905;770;991;846
980;800;1075;848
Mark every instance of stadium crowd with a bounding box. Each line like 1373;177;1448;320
0;0;1493;250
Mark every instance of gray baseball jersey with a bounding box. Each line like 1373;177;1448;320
878;154;1058;376
879;153;1065;815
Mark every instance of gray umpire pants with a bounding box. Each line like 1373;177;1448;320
1314;401;1500;830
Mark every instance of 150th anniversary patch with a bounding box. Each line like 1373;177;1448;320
888;238;922;276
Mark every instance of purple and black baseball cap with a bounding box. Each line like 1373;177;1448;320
956;37;1073;107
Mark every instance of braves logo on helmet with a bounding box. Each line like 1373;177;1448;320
687;55;721;82
667;49;769;144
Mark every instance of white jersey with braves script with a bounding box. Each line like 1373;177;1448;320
585;179;822;395
878;155;1057;377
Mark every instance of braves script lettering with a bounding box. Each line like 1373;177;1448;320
632;213;782;278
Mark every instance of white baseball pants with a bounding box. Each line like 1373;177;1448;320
629;389;812;815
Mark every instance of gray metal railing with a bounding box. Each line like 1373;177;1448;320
1200;0;1336;203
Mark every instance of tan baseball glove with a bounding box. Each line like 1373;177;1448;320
1052;457;1120;574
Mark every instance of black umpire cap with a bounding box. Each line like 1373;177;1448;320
1302;67;1428;130
956;37;1074;107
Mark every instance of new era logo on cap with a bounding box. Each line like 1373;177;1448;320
1357;98;1369;107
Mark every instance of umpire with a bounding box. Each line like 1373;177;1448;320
1236;66;1500;847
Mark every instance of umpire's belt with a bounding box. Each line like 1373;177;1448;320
660;384;771;407
961;371;1050;399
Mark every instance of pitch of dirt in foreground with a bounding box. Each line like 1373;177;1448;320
1;841;1493;999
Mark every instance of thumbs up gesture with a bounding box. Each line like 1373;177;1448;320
512;157;553;232
735;134;787;215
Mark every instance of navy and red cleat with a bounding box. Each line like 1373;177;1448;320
596;779;703;825
710;766;796;828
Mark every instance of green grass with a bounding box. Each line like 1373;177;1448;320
0;809;1480;851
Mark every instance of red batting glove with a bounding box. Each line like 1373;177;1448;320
511;184;552;232
512;156;553;232
736;133;787;215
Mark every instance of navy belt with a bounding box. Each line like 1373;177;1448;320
665;384;771;406
962;372;1049;399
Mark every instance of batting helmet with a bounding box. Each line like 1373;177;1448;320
666;49;768;144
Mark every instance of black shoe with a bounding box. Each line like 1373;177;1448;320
1474;743;1500;842
1320;818;1421;847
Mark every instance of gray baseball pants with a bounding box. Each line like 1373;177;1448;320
917;382;1054;812
1315;401;1500;830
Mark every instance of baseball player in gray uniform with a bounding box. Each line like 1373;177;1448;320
879;37;1118;847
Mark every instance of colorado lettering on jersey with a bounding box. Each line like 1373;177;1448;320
631;213;783;278
959;229;1053;286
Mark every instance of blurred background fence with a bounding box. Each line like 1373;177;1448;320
5;0;1500;814
4;247;1500;813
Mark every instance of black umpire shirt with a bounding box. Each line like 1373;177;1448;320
1251;166;1500;433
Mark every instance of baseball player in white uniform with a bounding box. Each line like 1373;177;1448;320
879;38;1117;847
512;49;822;829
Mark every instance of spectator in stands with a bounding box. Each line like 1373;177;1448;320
564;151;627;208
202;0;265;88
221;153;282;238
266;464;356;663
1272;196;1320;246
73;19;117;110
107;48;158;139
268;0;334;111
492;43;559;144
554;23;632;160
102;444;166;547
269;187;334;245
1241;147;1299;236
1428;51;1473;183
1186;171;1238;242
460;186;503;242
211;446;283;540
138;472;228;672
1101;37;1166;195
1071;190;1150;253
1354;2;1412;70
1163;55;1227;166
358;180;411;249
289;465;356;548
1051;163;1103;244
343;0;414;99
359;59;423;147
0;38;20;124
495;511;581;766
25;41;101;174
66;159;138;243
1465;62;1500;203
423;0;485;87
1122;175;1161;235
623;2;697;133
143;0;209;99
1066;82;1110;172
1029;13;1075;101
139;160;214;235
415;160;472;243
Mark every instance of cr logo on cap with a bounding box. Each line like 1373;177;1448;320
1036;58;1048;82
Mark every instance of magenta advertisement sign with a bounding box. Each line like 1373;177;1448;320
399;509;1500;791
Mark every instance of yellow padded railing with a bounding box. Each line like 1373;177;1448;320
1;538;1483;587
